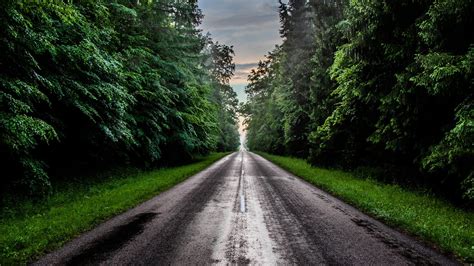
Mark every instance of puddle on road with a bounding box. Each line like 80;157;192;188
65;212;157;265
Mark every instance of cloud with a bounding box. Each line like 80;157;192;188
231;62;258;85
205;14;276;29
235;63;258;69
199;0;282;74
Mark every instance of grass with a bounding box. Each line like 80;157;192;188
0;152;229;265
257;152;474;263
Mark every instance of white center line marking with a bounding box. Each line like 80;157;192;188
239;157;246;213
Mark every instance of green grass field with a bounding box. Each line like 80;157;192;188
257;152;474;263
0;152;229;264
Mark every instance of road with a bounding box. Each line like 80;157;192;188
36;151;457;265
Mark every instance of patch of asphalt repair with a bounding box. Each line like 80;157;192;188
35;151;459;265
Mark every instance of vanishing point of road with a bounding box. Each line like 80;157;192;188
36;151;457;265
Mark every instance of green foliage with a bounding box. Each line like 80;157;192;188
0;152;229;264
259;153;474;262
244;0;473;202
243;49;286;154
422;100;474;200
208;42;240;152
0;0;239;195
245;0;347;158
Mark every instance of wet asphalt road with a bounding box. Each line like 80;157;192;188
36;151;457;265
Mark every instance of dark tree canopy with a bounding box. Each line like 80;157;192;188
243;0;474;203
0;0;240;196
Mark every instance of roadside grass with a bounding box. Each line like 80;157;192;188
0;152;229;265
257;152;474;263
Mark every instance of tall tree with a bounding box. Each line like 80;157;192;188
279;0;315;157
244;0;474;202
243;47;286;154
208;42;240;152
0;0;239;196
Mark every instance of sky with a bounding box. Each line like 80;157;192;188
199;0;282;103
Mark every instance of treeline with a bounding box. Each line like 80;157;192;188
0;0;239;195
243;0;473;203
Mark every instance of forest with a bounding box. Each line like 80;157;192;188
242;0;474;204
0;0;240;196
